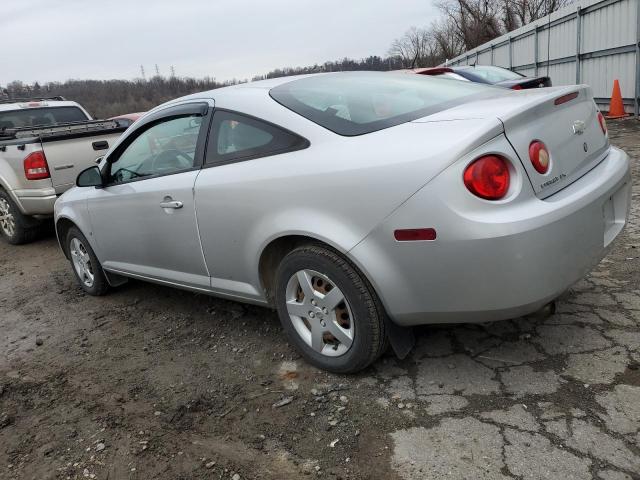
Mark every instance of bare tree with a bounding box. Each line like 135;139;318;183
431;18;465;63
505;0;572;30
437;0;503;51
388;27;434;68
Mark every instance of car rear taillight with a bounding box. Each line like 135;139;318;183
511;84;523;90
463;155;510;200
23;151;50;180
529;141;550;174
597;111;607;136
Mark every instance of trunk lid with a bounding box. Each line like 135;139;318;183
412;85;609;198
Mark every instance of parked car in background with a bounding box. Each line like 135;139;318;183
0;97;128;244
55;72;628;373
110;112;145;128
413;65;552;90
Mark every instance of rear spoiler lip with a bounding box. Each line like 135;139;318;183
408;85;591;124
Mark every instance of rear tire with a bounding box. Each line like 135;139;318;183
274;244;387;373
0;189;42;245
66;227;109;296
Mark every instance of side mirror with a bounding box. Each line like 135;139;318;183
76;166;103;188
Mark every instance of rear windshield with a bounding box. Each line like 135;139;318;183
460;66;524;83
0;106;89;130
269;72;497;136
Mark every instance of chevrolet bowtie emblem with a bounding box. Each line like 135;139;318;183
572;120;586;135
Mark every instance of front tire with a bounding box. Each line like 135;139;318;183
66;227;109;296
274;245;387;373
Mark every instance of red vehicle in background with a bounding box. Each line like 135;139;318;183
109;112;144;128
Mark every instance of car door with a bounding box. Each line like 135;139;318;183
194;109;309;298
86;102;212;289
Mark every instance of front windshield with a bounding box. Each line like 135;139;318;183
269;72;501;136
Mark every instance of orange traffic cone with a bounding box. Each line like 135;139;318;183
606;79;627;119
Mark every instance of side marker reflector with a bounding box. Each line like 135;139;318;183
394;228;437;241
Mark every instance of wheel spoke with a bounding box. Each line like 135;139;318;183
0;199;14;236
310;324;324;352
296;270;315;299
322;288;344;311
286;300;309;318
69;237;94;288
326;318;353;348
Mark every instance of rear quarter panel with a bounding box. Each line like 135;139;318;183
193;111;503;296
0;141;53;208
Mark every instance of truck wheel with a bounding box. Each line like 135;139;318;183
0;189;41;245
274;244;387;373
66;227;109;296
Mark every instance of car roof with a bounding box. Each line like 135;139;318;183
149;72;378;116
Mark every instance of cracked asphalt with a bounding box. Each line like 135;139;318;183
0;119;638;480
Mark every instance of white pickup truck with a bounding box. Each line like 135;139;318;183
0;97;128;244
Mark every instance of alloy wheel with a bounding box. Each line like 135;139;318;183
0;198;15;238
70;237;95;288
285;269;354;357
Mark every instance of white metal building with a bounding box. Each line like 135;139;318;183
443;0;640;115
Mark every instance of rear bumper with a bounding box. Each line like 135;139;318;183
13;188;58;215
349;146;631;326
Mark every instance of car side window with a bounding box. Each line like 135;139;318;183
107;115;202;184
206;110;308;165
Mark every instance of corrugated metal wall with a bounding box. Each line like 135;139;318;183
443;0;640;114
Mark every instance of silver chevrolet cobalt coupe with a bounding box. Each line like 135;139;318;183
55;72;631;372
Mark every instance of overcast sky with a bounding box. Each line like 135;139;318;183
1;0;438;86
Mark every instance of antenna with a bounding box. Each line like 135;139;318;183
155;64;160;77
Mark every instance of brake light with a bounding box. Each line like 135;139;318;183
417;67;453;75
463;155;510;200
23;151;50;180
597;111;607;135
529;141;550;174
511;84;523;90
554;92;578;105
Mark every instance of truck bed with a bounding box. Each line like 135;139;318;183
0;119;127;214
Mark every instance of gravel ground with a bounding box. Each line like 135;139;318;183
1;120;639;480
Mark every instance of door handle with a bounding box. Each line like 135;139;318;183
92;140;109;151
159;200;183;209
